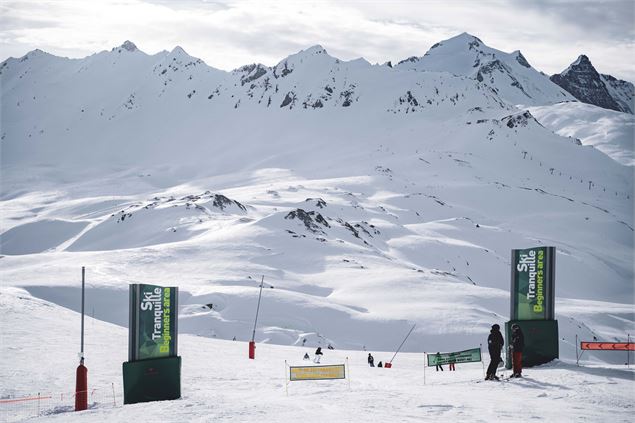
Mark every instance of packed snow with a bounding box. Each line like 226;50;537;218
1;288;633;423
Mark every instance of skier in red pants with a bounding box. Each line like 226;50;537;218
510;323;524;377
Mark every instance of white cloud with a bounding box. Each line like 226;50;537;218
1;0;633;80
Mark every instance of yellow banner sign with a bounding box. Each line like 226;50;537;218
289;364;346;381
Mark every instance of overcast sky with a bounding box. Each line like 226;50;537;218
1;0;634;80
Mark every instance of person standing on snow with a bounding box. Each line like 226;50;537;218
510;324;525;377
486;324;504;380
448;353;456;371
435;352;444;371
314;347;323;363
368;353;375;367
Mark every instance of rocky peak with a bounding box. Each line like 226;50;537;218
112;40;138;53
121;40;137;52
551;55;627;113
302;44;328;56
272;45;336;79
397;56;419;65
422;32;483;58
514;51;531;68
170;46;189;56
561;55;596;77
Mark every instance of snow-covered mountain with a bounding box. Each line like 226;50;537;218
529;102;635;166
550;55;634;114
1;36;633;363
395;33;573;106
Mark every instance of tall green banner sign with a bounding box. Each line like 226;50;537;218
510;246;555;320
128;284;179;361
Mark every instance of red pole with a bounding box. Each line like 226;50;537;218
75;358;88;411
249;341;256;359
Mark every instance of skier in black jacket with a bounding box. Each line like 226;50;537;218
510;324;525;377
486;324;504;380
314;347;323;363
368;353;375;367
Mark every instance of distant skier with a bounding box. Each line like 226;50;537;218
377;361;383;367
368;353;375;367
448;353;456;371
510;323;525;378
302;338;307;346
327;344;334;350
314;347;323;363
486;324;504;380
435;352;444;371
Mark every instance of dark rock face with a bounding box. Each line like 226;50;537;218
501;110;538;129
600;73;634;114
550;55;632;114
515;52;531;68
212;194;246;211
239;64;267;86
397;56;419;65
476;59;530;98
285;209;330;233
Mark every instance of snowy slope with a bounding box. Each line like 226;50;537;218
1;288;633;423
530;101;635;166
1;37;633;365
395;33;573;106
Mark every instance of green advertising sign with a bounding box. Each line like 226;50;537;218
511;247;555;321
426;348;481;366
129;284;178;362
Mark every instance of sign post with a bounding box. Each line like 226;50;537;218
123;284;181;404
506;246;559;369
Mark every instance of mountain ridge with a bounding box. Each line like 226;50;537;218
550;54;634;114
0;33;632;356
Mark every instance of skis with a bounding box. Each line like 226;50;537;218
477;374;525;383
